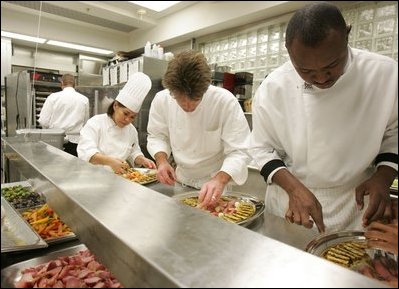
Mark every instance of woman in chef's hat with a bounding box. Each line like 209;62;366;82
77;72;156;173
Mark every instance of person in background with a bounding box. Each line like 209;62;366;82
38;74;89;157
248;2;397;233
147;50;250;206
77;72;156;173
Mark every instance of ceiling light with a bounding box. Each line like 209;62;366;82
129;1;181;12
1;31;47;44
47;40;113;55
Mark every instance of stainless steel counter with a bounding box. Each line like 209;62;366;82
1;137;387;288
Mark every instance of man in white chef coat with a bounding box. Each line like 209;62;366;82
249;2;398;233
77;72;155;173
38;74;89;157
147;50;250;206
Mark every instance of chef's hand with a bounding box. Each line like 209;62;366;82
272;168;325;233
134;156;157;169
365;221;398;255
109;158;129;174
198;171;231;208
355;166;396;227
156;161;176;185
285;186;325;233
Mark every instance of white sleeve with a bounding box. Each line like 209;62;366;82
248;81;286;182
77;118;101;161
147;93;172;159
38;94;54;128
218;99;251;185
128;128;144;164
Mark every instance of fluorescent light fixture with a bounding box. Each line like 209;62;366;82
47;40;113;55
1;31;47;44
129;1;181;12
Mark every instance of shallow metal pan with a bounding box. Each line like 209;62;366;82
1;244;87;288
1;197;48;253
174;191;265;227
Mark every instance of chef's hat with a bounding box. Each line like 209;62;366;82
115;72;152;113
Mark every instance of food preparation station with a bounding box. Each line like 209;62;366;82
1;137;386;287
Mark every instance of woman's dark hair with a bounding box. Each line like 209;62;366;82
107;100;125;117
162;50;211;100
285;2;347;48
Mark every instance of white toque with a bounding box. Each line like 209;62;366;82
115;72;152;113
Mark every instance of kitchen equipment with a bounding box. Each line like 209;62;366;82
16;128;65;150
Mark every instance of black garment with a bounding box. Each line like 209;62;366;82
63;141;78;157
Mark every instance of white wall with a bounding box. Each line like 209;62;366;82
1;37;12;85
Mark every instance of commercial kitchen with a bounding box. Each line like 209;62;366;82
1;1;397;288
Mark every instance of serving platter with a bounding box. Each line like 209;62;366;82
306;230;398;284
119;168;158;185
174;191;265;227
1;197;48;253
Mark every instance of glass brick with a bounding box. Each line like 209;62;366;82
269;25;280;41
221;39;229;51
375;36;393;52
257;29;268;43
246;58;256;69
269;41;280;53
376;19;395;35
268;54;279;66
238;47;246;59
257;57;267;67
358;8;374;21
257;43;268;55
248;32;257;45
355;39;372;51
357;22;373;38
229;37;238;49
229;49;237;60
247;45;256;58
238;35;247;47
376;4;396;18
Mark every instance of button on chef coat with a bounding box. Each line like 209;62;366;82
38;87;89;144
147;85;250;188
77;114;143;163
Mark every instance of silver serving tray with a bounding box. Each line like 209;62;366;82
1;181;46;210
306;230;366;256
174;191;265;227
1;197;48;253
120;168;158;185
1;244;87;288
18;205;77;245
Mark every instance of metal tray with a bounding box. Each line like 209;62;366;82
1;181;46;210
1;197;48;253
306;230;366;256
121;167;158;185
18;205;77;245
1;244;87;288
174;191;265;227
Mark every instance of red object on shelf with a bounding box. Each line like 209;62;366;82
223;73;235;93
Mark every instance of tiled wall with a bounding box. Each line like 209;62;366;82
200;1;398;97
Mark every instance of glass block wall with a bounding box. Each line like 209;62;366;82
199;1;398;97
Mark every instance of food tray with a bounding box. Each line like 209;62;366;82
1;181;46;209
306;230;398;284
174;191;265;227
1;197;48;253
120;167;158;185
1;244;87;288
18;204;77;245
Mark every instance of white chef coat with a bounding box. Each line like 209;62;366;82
38;87;89;144
77;114;144;165
147;85;250;188
249;47;398;232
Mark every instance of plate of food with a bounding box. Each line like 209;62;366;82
174;191;265;227
118;167;158;185
306;231;398;285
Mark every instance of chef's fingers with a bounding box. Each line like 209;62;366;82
363;201;388;227
285;209;294;223
355;186;367;211
310;207;325;233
